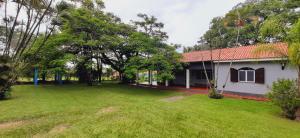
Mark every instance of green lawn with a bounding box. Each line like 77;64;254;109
0;84;300;138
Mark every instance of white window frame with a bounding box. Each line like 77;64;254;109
238;70;255;83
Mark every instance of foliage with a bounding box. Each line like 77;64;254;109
254;19;300;120
288;43;300;66
253;43;288;59
22;33;74;80
268;79;300;119
0;56;13;100
46;5;182;84
259;16;287;41
55;6;137;83
124;31;182;82
185;0;300;52
288;19;300;66
0;0;56;97
124;14;182;83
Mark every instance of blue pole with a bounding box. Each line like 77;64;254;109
34;67;38;86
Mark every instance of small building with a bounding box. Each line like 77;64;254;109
170;43;297;96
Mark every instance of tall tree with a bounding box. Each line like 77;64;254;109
253;18;300;119
187;0;299;52
0;0;56;99
50;1;138;84
133;14;168;85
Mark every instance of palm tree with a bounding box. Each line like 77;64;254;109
254;20;300;91
254;19;300;120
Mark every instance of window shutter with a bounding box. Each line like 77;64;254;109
230;68;238;82
255;68;265;84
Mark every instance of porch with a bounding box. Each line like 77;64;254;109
170;62;213;89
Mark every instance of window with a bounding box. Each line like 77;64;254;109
239;70;246;82
231;68;265;84
238;68;255;82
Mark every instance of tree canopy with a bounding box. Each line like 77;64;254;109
184;0;300;52
21;0;182;84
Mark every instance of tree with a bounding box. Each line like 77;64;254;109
0;0;56;99
21;1;182;86
22;33;74;83
48;1;139;84
259;16;286;42
254;19;300;120
124;35;182;84
133;14;168;40
187;0;299;52
288;19;300;94
133;14;169;85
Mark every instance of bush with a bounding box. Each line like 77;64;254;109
0;87;11;100
0;56;13;100
208;88;224;99
268;79;300;120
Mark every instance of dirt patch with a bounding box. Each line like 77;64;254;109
49;124;70;134
0;120;25;130
161;96;185;102
33;124;70;138
97;106;119;115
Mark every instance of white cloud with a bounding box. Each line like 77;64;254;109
103;0;244;47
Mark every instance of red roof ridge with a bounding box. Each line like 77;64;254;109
183;42;287;55
182;42;288;63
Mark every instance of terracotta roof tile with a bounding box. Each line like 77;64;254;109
182;43;288;63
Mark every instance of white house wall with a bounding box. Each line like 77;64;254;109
215;61;298;95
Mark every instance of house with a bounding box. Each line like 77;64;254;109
170;43;298;96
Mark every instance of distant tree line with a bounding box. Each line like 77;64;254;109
184;0;300;53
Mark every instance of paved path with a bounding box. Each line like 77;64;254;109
132;84;269;102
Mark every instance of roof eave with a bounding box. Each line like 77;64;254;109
213;57;288;63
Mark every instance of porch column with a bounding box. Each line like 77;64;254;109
165;80;169;87
149;70;152;85
186;69;190;89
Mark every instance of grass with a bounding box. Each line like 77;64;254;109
0;84;300;138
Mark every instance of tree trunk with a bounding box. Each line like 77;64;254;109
148;70;152;86
136;71;139;85
96;57;102;83
54;72;57;82
77;64;89;83
42;72;46;83
296;66;300;121
119;72;131;84
298;66;300;95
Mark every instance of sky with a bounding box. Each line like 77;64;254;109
103;0;245;47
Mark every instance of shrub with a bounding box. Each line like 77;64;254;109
0;87;11;100
0;56;13;100
268;79;300;120
208;88;224;99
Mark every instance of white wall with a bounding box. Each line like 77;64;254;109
215;61;298;95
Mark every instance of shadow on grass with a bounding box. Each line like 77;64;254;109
14;83;178;98
97;84;178;97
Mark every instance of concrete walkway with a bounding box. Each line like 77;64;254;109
132;84;269;102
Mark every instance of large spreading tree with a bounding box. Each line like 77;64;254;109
24;0;182;85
